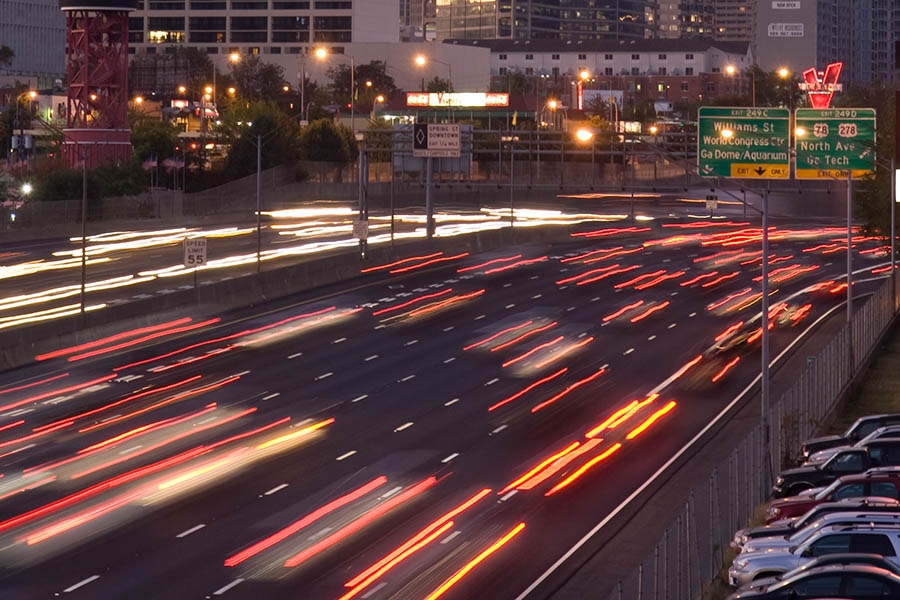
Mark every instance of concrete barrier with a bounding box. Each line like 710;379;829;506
0;223;579;373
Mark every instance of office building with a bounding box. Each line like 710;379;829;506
655;0;753;42
0;0;66;83
429;0;656;42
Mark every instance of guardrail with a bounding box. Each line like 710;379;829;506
603;272;899;600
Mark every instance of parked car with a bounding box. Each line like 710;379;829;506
741;512;900;554
733;497;900;549
806;425;900;464
772;439;900;498
735;553;900;592
801;414;900;463
726;564;900;599
767;471;900;524
728;523;900;586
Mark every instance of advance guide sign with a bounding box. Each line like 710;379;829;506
697;107;791;179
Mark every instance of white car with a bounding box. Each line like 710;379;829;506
729;523;900;586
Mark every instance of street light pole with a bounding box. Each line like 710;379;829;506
256;134;262;272
80;147;88;313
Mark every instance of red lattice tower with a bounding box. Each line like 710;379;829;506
60;0;135;168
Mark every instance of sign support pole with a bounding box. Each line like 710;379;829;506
256;134;262;273
891;158;896;309
509;139;515;227
847;171;854;373
426;157;435;240
761;186;771;482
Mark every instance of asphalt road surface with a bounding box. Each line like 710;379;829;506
0;218;886;599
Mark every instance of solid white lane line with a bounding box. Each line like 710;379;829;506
64;575;100;593
176;524;206;538
233;370;251;377
441;453;459;463
263;392;280;400
213;579;245;596
394;422;414;432
352;394;368;403
443;357;456;364
444;398;460;406
492;424;508;434
361;582;389;598
337;451;357;461
485;378;499;386
264;483;289;496
288;352;303;359
440;531;463;545
316;372;334;380
365;354;379;361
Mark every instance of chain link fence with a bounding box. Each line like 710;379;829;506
603;273;899;600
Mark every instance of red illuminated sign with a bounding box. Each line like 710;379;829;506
798;62;843;109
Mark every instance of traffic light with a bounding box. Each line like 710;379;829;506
189;142;198;151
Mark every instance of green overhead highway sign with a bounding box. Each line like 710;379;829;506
794;108;876;180
697;107;790;179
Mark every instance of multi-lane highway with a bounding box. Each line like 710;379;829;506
0;218;886;599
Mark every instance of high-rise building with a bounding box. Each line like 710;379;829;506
0;0;66;82
755;0;899;87
429;0;655;42
654;0;753;42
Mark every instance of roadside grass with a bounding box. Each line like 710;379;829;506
704;326;900;599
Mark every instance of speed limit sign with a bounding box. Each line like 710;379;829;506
183;238;207;268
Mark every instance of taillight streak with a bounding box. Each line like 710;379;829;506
66;318;221;362
711;357;741;383
490;322;558;352
361;252;443;273
407;289;485;318
390;253;469;274
0;373;116;414
484;256;548;275
457;255;523;273
545;444;622;496
0;373;69;396
500;442;581;494
515;440;603;491
464;320;534;351
556;264;621;285
34;318;193;361
625;401;677;439
488;368;568;412
372;289;453;317
531;366;606;413
602;300;644;322
502;336;565;368
629;302;670;323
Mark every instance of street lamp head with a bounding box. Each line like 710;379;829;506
375;94;385;103
178;85;186;94
315;47;329;60
778;67;789;78
725;65;736;76
547;99;558;110
575;128;593;142
229;52;240;63
579;69;590;81
365;80;373;88
283;85;290;92
227;87;236;95
649;125;658;135
134;96;143;104
204;85;213;94
28;90;37;99
415;55;427;67
21;183;32;195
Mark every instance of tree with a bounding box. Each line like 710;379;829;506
223;100;302;179
425;76;452;93
230;55;288;101
298;119;355;163
0;45;13;68
131;119;180;163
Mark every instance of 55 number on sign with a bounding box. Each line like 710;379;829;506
184;238;207;288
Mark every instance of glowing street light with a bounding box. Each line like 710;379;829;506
778;67;790;78
21;183;32;195
230;52;240;63
575;128;593;142
725;65;736;76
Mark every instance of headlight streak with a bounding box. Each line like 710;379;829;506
254;418;334;452
35;318;194;361
361;252;444;274
0;303;106;330
490;322;558;352
530;366;606;413
282;476;438;568
340;488;493;600
372;289;454;317
602;300;644;323
711;357;741;383
389;253;469;274
501;336;565;368
0;373;115;414
625;401;677;440
457;255;523;273
488;368;568;412
422;522;526;600
463;320;534;351
0;256;111;282
576;265;640;286
64;318;222;363
544;444;622;496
